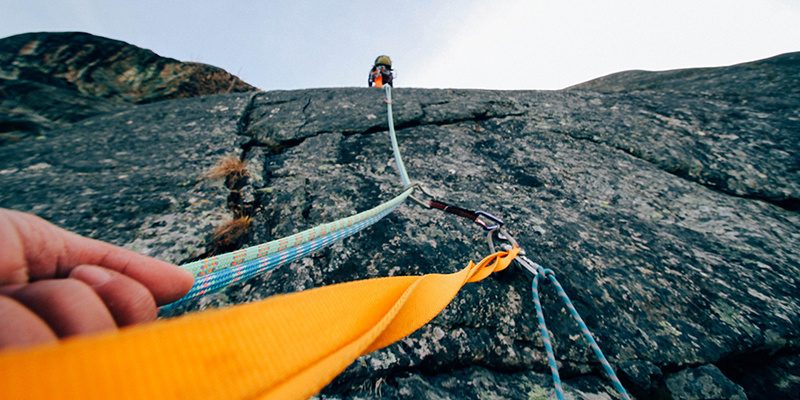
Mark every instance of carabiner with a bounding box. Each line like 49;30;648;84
487;228;519;252
474;210;503;231
409;182;434;209
487;228;539;277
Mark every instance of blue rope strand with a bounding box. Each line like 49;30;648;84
531;266;631;400
532;274;566;400
544;271;631;399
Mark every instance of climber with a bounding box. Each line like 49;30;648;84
368;55;394;88
0;208;193;349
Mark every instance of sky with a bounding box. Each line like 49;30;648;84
3;0;800;90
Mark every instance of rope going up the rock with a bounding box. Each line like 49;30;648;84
384;84;411;187
0;80;522;400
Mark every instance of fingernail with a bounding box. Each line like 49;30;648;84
74;266;112;287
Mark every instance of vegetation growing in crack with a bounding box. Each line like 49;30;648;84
204;154;248;184
212;215;253;252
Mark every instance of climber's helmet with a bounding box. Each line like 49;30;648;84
374;55;392;69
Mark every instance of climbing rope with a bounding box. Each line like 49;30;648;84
384;85;411;187
180;190;410;278
167;187;412;308
490;234;630;400
532;265;631;400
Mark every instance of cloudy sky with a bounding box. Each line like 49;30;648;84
4;0;800;90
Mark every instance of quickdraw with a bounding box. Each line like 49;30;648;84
412;187;630;399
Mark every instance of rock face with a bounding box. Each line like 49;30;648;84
664;365;747;400
0;32;256;143
570;52;800;102
1;41;799;399
568;52;800;212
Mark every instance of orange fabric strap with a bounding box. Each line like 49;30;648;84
0;247;519;400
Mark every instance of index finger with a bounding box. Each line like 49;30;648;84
0;209;193;304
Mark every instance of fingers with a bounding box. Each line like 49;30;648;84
0;209;194;304
1;268;160;349
70;265;157;326
0;284;25;296
58;232;194;305
0;209;194;348
0;296;57;349
10;279;116;338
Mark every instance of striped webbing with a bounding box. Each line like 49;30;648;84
180;188;412;279
165;193;408;309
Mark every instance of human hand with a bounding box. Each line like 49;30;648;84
0;209;194;349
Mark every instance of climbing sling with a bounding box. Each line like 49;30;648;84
0;248;518;400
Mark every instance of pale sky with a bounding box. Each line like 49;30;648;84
3;0;800;90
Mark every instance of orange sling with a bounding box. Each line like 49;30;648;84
0;247;518;400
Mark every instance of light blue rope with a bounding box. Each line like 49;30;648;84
531;266;631;400
179;188;412;278
532;273;565;399
384;85;411;187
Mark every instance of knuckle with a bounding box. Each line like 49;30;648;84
103;276;157;325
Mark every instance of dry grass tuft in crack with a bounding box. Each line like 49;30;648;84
205;155;253;252
213;216;252;248
204;155;248;181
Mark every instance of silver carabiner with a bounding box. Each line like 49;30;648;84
487;228;540;277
